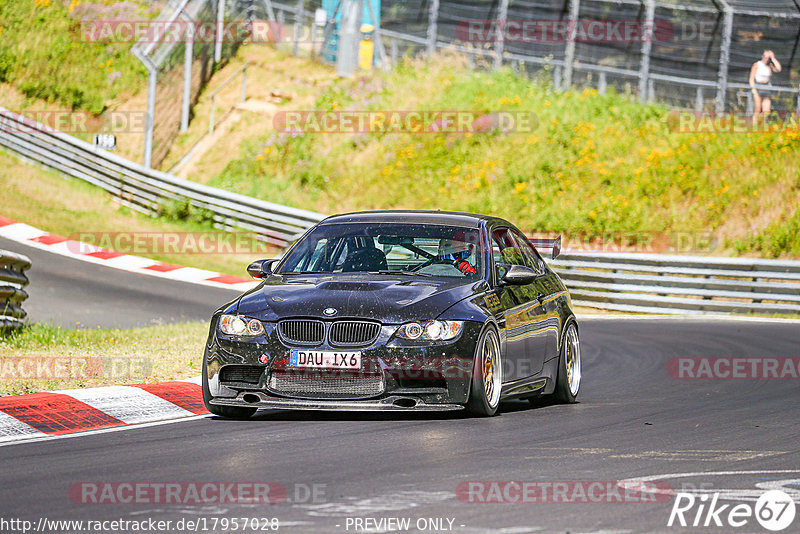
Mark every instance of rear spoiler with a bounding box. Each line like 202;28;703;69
530;235;562;260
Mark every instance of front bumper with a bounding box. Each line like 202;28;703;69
204;320;482;410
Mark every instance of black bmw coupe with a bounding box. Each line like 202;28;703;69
203;211;581;417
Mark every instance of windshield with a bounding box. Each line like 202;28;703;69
278;223;483;278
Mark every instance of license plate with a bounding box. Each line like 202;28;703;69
289;349;361;369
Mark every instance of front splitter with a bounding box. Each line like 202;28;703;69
210;392;464;411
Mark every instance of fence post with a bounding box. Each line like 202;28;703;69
563;0;580;88
427;0;439;57
294;0;304;56
215;0;226;64
598;71;606;95
493;0;509;69
695;86;703;111
144;68;157;168
181;20;194;133
716;1;733;112
637;0;654;104
391;37;398;65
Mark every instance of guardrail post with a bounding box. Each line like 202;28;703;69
426;0;439;57
493;0;509;69
241;65;248;102
562;0;580;88
695;86;704;111
716;1;733;112
209;95;216;136
598;71;607;95
637;0;655;104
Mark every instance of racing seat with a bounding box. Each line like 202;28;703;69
341;246;388;272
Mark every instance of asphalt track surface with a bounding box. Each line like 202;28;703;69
2;317;799;533
0;236;240;328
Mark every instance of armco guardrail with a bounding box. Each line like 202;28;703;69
0;250;31;329
0;107;325;246
551;252;800;315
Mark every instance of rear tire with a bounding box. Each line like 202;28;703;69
466;326;503;417
553;322;581;403
202;357;257;419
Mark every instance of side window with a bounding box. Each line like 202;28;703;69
512;230;545;273
491;228;525;267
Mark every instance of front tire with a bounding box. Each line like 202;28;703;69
202;357;257;419
466;326;503;417
553;322;581;403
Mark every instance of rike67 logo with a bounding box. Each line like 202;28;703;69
668;490;796;531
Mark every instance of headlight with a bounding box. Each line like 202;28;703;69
219;315;265;336
396;320;463;341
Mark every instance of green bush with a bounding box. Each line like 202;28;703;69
0;0;150;113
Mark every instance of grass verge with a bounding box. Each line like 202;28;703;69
0;148;276;276
0;321;207;396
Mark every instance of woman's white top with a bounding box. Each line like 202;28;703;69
755;60;772;84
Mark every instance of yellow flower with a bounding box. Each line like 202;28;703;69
514;182;527;193
256;155;264;161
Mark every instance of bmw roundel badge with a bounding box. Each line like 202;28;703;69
323;307;338;317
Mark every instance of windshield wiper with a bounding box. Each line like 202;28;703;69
373;270;433;277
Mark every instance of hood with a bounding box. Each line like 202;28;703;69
234;273;483;324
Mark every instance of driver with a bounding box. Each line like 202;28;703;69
438;233;477;275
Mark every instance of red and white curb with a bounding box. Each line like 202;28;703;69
0;215;259;291
0;378;208;444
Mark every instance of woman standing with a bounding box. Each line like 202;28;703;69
749;50;782;117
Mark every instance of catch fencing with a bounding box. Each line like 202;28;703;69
132;0;255;168
267;0;800;113
0;250;31;330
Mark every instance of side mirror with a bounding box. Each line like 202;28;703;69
500;264;539;286
247;259;279;279
551;235;561;259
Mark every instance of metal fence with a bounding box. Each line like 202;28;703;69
0;250;31;330
0;107;325;247
269;0;800;112
132;0;255;168
552;252;800;314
